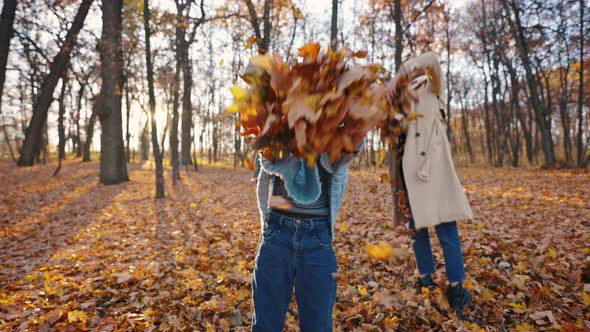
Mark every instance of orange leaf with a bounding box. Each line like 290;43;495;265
351;50;368;58
298;42;321;60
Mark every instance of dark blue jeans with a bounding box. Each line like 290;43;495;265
252;211;337;332
409;219;466;283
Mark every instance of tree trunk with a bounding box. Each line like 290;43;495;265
2;115;16;162
41;121;47;164
576;0;586;167
233;114;241;167
192;126;199;171
393;0;402;71
491;58;505;167
83;104;97;162
180;39;193;167
0;0;17;117
386;0;403;227
558;67;572;163
18;0;93;166
75;82;86;158
140;119;150;161
478;1;495;165
169;5;182;183
330;0;338;50
57;72;69;161
509;110;521;167
124;82;132;162
261;0;272;51
144;0;165;198
501;0;555;166
98;0;128;184
482;79;494;164
160;109;169;157
556;5;573;164
213;122;218;163
458;90;474;163
445;8;452;141
505;59;533;163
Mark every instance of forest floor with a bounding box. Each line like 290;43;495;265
0;159;589;331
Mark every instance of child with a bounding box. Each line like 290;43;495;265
252;146;362;331
388;52;473;319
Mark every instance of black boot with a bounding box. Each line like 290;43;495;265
417;274;437;291
446;283;472;319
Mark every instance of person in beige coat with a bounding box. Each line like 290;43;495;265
388;52;473;319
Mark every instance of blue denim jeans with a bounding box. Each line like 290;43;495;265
409;219;466;282
252;211;337;332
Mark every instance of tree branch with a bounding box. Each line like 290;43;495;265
15;31;50;63
402;0;435;35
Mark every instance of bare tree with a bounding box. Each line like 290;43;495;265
83;102;98;162
244;0;273;52
17;0;93;166
0;0;17;117
53;71;69;176
576;0;587;167
143;0;165;198
500;0;555;166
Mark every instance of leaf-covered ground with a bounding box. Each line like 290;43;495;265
0;160;589;331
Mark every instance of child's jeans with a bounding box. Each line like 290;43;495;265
409;218;466;282
252;210;337;332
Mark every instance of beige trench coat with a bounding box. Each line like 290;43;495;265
396;53;473;229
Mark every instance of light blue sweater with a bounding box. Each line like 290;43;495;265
256;146;362;238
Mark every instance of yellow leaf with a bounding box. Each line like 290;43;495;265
356;285;368;297
515;323;535;332
235;288;250;301
25;273;38;283
219;59;224;66
304;152;316;168
463;279;476;290
227;103;240;114
50;288;65;297
249;54;272;70
406;113;424;121
338;224;349;232
465;323;485;332
581;291;590;306
206;322;215;332
176;252;185;264
0;293;14;306
547;248;557;258
383;316;400;329
230;85;248;102
363;242;394;260
481;289;495;300
509;302;527;313
189;202;198;208
67;310;87;323
376;149;386;168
